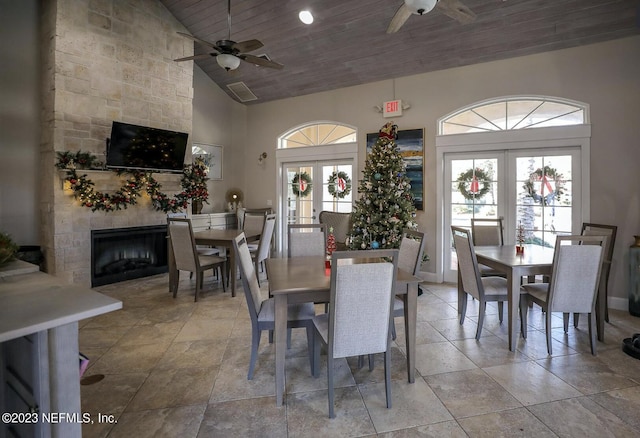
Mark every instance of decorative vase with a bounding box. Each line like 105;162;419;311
192;200;203;215
516;245;525;255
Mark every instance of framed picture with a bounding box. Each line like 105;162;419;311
192;143;223;180
366;128;424;211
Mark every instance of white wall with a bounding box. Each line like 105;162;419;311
0;0;39;245
191;66;246;213
236;36;640;308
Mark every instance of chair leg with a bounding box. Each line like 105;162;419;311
459;293;468;325
563;313;570;332
368;354;374;371
248;328;261;380
220;264;226;293
497;301;504;323
519;295;529;339
306;326;315;375
588;312;597;355
384;349;392;409
194;270;202;302
312;329;321;378
391;321;397;340
327;354;335;418
475;301;486;340
546;310;553;355
573;312;579;328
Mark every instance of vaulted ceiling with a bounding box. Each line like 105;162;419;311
159;0;638;105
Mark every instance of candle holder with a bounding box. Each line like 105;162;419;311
516;221;525;255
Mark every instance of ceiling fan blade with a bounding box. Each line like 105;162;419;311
174;53;216;62
238;54;284;70
233;39;264;53
387;4;414;34
176;31;221;51
436;0;476;24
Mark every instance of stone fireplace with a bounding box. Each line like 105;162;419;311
39;0;194;286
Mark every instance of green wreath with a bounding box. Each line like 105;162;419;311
292;171;313;197
523;166;565;206
456;168;491;201
327;171;352;199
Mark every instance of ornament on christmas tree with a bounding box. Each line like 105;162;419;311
371;240;380;249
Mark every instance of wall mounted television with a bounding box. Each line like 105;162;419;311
106;121;189;173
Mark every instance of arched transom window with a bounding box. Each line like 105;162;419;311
439;96;588;135
280;122;356;148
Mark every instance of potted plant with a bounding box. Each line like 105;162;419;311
0;232;19;266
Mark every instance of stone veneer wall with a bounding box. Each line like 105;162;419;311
40;0;194;285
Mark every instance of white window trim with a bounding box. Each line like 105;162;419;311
434;124;591;283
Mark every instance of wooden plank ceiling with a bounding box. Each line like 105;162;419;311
159;0;639;104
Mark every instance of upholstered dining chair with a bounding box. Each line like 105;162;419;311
250;213;276;286
312;249;398;418
232;232;315;380
392;229;426;340
242;209;269;244
519;234;606;355
318;211;353;251
581;222;617;322
452;225;514;340
288;223;327;257
167;217;226;301
471;217;505;278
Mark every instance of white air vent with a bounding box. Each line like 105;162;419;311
227;82;258;102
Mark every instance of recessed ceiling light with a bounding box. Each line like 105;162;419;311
299;10;313;25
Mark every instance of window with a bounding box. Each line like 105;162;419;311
280;122;356;148
440;96;587;135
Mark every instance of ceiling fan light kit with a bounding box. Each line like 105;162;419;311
387;0;476;34
407;0;438;15
217;53;240;71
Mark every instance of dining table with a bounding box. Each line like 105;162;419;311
168;228;260;297
472;244;555;351
266;255;421;407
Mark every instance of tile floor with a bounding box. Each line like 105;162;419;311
79;272;640;437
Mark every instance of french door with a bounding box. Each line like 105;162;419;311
443;148;581;282
279;160;353;253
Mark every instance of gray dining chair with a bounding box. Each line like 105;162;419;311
167;217;226;301
581;222;617;323
232;233;315;380
242;209;269;244
250;213;276;286
288;223;327;257
318;211;353;250
519;234;606;355
312;249;398;418
452;225;515;340
471;217;505;278
392;229;426;340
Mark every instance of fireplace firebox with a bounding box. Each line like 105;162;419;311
91;225;168;287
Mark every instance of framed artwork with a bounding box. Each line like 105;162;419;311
192;143;223;180
366;128;424;210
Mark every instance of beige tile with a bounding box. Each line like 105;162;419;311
173;313;235;342
452;335;530;368
359;379;452;432
116;321;184;346
414;341;478;376
484;361;582;406
377;420;468;437
514;326;578;359
155;339;229;370
287;355;355;393
127;367;219;411
457;407;557;437
535;353;637;394
589;386;640;431
89;342;170;374
198;397;286;437
286;386;376;437
428;317;490;341
106;405;206;438
426;368;521;418
79;325;131;349
528;396;640;436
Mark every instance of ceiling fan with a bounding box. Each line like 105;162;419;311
387;0;477;34
174;0;283;71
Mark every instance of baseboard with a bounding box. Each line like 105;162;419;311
609;296;629;312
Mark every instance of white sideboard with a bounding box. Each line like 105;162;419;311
191;212;237;232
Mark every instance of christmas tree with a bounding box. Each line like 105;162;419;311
349;122;417;250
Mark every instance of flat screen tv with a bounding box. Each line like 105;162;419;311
106;121;188;173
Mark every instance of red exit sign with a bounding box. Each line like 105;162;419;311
383;99;402;118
